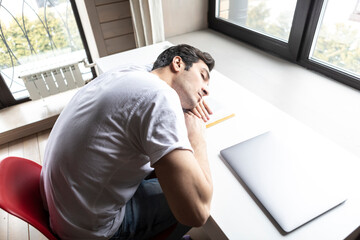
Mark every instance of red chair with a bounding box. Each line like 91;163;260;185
0;156;58;240
0;156;179;240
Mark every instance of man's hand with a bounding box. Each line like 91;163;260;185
191;99;213;122
184;110;206;147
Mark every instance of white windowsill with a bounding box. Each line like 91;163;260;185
0;89;78;145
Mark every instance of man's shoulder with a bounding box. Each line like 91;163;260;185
126;71;174;96
107;63;153;74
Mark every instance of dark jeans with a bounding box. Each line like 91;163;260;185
110;178;191;240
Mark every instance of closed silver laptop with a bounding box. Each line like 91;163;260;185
220;130;347;233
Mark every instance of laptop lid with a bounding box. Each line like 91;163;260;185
220;130;347;233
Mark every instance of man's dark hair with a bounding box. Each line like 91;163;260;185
152;44;215;71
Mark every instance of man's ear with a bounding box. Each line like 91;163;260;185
171;56;182;72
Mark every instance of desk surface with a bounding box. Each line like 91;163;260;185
95;42;360;240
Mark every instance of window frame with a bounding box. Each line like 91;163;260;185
0;75;27;109
208;0;360;91
0;0;96;109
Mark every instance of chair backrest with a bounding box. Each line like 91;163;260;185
0;156;58;240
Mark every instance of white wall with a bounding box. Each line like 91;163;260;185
75;0;208;60
162;0;208;38
75;0;100;61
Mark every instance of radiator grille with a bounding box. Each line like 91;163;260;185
20;63;85;100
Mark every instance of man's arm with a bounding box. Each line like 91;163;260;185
153;111;213;227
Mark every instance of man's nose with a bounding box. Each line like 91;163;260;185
202;86;209;96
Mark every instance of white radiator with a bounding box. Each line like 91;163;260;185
20;62;85;100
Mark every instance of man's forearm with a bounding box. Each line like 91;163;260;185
191;139;212;189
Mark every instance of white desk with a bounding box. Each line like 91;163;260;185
95;42;360;240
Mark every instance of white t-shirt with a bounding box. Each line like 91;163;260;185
40;65;192;240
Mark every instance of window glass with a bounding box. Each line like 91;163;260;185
217;0;297;42
0;0;91;100
310;0;360;78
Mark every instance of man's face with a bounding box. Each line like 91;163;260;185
173;59;210;110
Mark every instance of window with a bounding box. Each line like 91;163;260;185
217;0;297;42
0;0;94;108
309;0;360;79
209;0;360;90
